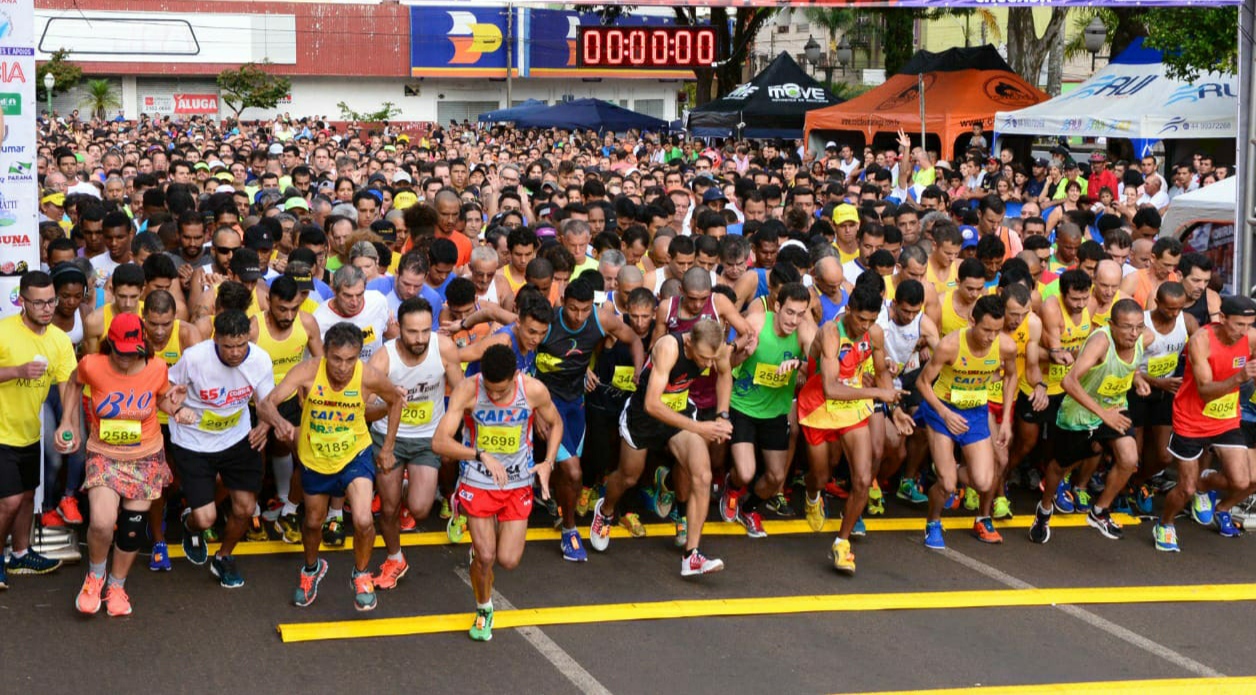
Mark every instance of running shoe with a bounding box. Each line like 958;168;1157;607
824;479;850;499
804;494;827;532
293;558;328;607
105;584;132;617
370;494;382;516
943;491;961;511
149;541;172;572
972;518;1003;544
210;554;244;589
1029;503;1052;544
399;507;416;532
680;548;724;577
561;527;589;562
76;573;105;614
897;478;929;505
719;475;742;523
1215;511;1242;538
181;510;208;566
652;466;674;519
1086;508;1123;540
765;492;795;517
40;509;66;528
374;556;409;590
619;513;646;538
6;550;61;575
1072;487;1092;513
1112;494;1133;515
831;538;855;575
866;481;885;516
275;513;302;544
1190;491;1215;526
589;499;613;553
923;520;946;549
246;515;269;542
57;495;83;525
322;517;346;547
439;498;453;520
850;517;866;538
737;508;766;538
992;496;1013;520
0;562;8;590
352;571;377;612
262;498;284;523
1089;471;1106;493
1133;485;1155;515
673;509;688;549
203;526;220;543
470;607;494;641
1053;481;1076;514
1153;522;1180;552
543;495;560;521
962;486;979;512
576;486;594;516
446;512;468;544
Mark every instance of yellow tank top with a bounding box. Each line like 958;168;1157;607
1046;300;1092;396
989;315;1030;404
296;360;369;474
213;284;262;317
257;314;309;386
940;290;970;336
926;261;957;296
1091;290;1123;328
300;295;320;315
836;245;859;265
103;300;144;334
503;265;527;294
154;321;184;425
934;329;1002;409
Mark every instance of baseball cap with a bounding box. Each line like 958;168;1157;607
214;184;236;195
268;143;284;155
214;171;234;183
702;188;727;203
284;197;310;212
245;225;276;251
960;225;979;249
1050;145;1070;156
1090;151;1107;162
1221;295;1256;317
393;190;419;210
193;162;210;172
68;182;101;199
229;247;263;282
393;170;413;184
107;313;147;356
40;191;66;206
825;141;838;151
1032;157;1048;168
283;262;315;291
832;203;859;226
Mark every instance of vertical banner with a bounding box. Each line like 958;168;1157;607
0;0;36;319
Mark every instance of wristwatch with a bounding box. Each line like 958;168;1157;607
474;448;484;462
717;411;730;420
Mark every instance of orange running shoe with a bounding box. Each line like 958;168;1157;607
105;584;132;617
58;496;83;524
76;573;105;615
972;518;1004;544
399;508;416;532
373;556;409;590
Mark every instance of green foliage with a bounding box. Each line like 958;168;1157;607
79;79;120;119
336;101;403;123
36;49;81;102
216;61;292;118
1143;6;1238;82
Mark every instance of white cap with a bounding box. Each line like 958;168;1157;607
67;181;101;199
392;170;412;184
207;159;227;170
268;143;283;155
215;184;236;194
825;141;838;149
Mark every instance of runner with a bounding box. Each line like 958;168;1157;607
366;298;463;589
878;279;940;506
432;343;562;641
262;322;406;610
1120;237;1182;309
985;282;1042;521
83;262;146;354
55;313;186;615
936;258;988;336
590;319;732;577
916;295;1017;548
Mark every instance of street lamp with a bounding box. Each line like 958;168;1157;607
804;35;821;79
1083;17;1108;71
42;71;54;121
835;36;853;76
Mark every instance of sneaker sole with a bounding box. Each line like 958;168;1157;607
7;565;61;575
1154;543;1181;552
681;562;725;577
375;565;409;590
1029;522;1052;544
1086;515;1123;540
209;564;245;589
355;599;378;612
107;606;132;617
972;532;1004;544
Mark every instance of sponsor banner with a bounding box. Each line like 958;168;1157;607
141;94;174;114
174;93;218;115
0;0;36;282
34;10;296;65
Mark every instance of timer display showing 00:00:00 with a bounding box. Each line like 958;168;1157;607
577;27;721;69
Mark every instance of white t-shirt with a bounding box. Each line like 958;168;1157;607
90;254;122;285
1138;190;1170;211
169;340;275;452
313;289;390;362
842;258;866;284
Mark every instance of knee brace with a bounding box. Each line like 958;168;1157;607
115;511;147;553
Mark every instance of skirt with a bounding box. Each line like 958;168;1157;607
84;449;173;501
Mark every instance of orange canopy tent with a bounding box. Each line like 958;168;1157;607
804;45;1047;161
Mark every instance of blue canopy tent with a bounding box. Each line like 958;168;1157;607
477;99;549;123
511;98;668;132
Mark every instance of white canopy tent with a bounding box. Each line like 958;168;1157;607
1161;176;1238;236
995;38;1237;142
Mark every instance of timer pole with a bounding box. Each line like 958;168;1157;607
505;2;514;107
918;73;926;160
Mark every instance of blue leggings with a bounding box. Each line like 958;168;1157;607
42;385;85;507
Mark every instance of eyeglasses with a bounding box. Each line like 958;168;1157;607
214;246;239;255
21;296;58;309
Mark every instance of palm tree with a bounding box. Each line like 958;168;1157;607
80;79;121;120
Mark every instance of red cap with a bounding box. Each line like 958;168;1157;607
107;313;147;355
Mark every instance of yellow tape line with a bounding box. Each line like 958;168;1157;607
276;581;1256;643
170;513;1141;559
838;676;1256;695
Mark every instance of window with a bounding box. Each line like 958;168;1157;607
438;101;501;124
634;98;664;119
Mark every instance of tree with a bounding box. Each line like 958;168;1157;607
35;49;82;102
879;10;914;77
670;7;779;105
1005;8;1069;94
80;79;120;120
1143;6;1238;82
216;61;292;119
336;101;403;123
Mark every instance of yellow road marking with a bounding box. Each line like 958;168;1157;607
275;581;1254;643
171;514;1141;558
836;677;1256;694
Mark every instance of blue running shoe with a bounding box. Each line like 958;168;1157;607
1153;522;1180;552
560;528;588;562
652;466;674;519
149;541;172;572
1133;485;1155;515
851;517;866;538
6;550;61;575
181;510;208;566
924;520;946;549
1053;481;1076;514
1215;511;1242;538
1112;495;1132;515
1190;491;1214;526
209;554;244;588
293;558;328;607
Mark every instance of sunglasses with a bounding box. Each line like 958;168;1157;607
214;246;239;255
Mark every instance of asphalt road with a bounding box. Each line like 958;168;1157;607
3;489;1255;695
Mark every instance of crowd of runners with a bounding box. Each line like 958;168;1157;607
0;112;1248;642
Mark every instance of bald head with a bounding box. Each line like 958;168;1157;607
815;256;842;286
1096;259;1122;286
1017;249;1041;276
616;264;644;293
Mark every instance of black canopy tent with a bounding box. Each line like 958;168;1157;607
686;52;843;139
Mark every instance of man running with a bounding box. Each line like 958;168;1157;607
432;344;562;641
367;298;463;589
263;322;405;610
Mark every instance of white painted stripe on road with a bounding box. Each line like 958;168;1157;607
455;568;613;695
938;544;1223;678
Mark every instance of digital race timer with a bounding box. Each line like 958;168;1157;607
576;26;725;70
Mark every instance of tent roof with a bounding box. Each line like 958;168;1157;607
1161;176;1237;235
511;98;668;132
898;45;1014;74
995;38;1238;140
686;52;842;138
477;99;548;123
